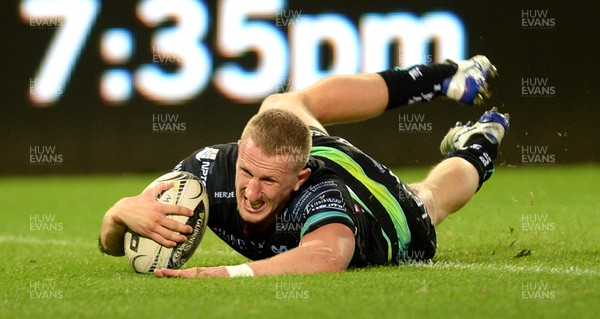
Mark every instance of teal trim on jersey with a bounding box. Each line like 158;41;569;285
346;186;392;263
301;211;354;238
311;146;411;253
483;168;495;180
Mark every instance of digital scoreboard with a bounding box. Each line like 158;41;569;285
20;0;466;107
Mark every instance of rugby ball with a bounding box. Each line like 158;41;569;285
124;171;209;273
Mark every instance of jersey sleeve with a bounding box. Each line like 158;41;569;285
172;144;238;186
173;146;219;179
295;179;357;239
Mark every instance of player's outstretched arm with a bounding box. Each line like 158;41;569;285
154;223;355;278
99;182;193;256
248;223;355;275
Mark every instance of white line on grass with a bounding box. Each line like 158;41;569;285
0;235;95;248
4;235;596;277
409;261;600;277
0;235;239;256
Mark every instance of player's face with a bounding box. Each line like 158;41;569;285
235;137;310;231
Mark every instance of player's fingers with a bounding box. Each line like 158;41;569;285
158;202;193;217
153;268;180;277
155;267;201;278
145;231;178;248
143;181;174;198
145;224;188;247
161;216;193;234
153;268;184;277
154;226;188;245
179;267;205;278
158;229;188;244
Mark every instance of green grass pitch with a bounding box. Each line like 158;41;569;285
1;165;599;319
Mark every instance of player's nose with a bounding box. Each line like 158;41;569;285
244;178;262;201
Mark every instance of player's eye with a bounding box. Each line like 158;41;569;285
261;178;276;186
240;167;252;177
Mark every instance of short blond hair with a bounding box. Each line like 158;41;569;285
241;109;311;170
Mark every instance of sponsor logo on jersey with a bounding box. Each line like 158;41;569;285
305;189;346;213
196;147;219;160
214;191;235;199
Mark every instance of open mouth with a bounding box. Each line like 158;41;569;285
244;198;265;212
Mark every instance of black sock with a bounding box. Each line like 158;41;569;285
377;63;457;109
450;135;498;191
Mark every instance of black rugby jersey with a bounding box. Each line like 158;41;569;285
173;143;359;262
173;134;435;267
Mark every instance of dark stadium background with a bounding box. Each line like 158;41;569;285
1;0;597;175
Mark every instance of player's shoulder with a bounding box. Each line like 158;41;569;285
282;168;356;238
194;142;237;162
288;161;352;216
174;142;238;185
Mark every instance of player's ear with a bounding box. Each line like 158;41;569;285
293;168;311;191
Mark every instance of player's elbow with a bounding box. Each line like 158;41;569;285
308;245;352;273
326;251;351;273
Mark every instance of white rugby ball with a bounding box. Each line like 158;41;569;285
124;171;209;273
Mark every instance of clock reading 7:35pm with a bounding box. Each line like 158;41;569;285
21;0;466;107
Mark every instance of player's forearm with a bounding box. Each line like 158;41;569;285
245;244;350;276
155;245;349;278
301;73;389;125
99;209;126;256
240;223;356;276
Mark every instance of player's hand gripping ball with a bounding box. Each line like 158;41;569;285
124;172;209;273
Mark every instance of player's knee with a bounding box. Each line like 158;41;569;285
259;92;299;112
259;92;326;132
258;93;280;112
